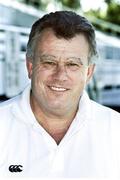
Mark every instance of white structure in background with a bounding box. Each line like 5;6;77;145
0;24;30;97
95;31;120;106
0;0;44;98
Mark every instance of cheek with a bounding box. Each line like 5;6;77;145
31;67;47;96
74;69;88;84
72;70;88;93
32;65;48;82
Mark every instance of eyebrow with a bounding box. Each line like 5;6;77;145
66;57;83;64
39;54;83;64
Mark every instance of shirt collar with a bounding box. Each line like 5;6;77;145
12;84;36;125
62;90;92;139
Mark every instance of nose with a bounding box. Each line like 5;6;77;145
52;64;68;81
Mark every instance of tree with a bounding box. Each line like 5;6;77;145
57;0;81;9
23;0;81;10
85;0;120;35
105;0;112;4
105;1;120;25
24;0;41;8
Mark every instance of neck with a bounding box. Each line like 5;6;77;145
39;116;73;145
30;95;78;145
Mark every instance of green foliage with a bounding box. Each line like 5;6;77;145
58;0;81;9
22;0;81;10
24;0;41;8
105;0;112;4
85;0;120;35
86;0;120;26
23;0;49;9
105;2;120;25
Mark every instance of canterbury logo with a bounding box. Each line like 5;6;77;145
9;165;23;172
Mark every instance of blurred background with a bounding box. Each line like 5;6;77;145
0;0;120;112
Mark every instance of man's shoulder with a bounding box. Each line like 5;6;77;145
90;99;120;120
0;85;30;111
0;95;23;127
0;95;20;111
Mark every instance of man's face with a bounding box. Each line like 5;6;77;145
27;30;95;117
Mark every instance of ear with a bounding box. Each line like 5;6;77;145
86;64;95;84
26;58;33;79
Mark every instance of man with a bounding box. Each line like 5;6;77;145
0;11;120;178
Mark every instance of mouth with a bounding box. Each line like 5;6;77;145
48;85;69;92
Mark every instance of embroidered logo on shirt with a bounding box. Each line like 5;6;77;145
9;165;23;172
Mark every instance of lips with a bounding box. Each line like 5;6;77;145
48;85;69;92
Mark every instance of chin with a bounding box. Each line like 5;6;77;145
48;100;66;109
48;102;63;109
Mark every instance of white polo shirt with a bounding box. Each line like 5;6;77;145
0;85;120;178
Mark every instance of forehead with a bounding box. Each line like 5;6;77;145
35;29;89;58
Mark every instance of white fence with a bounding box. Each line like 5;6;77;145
0;24;30;97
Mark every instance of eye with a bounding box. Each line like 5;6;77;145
40;60;57;69
44;61;56;65
66;62;83;71
67;63;78;66
67;63;79;67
